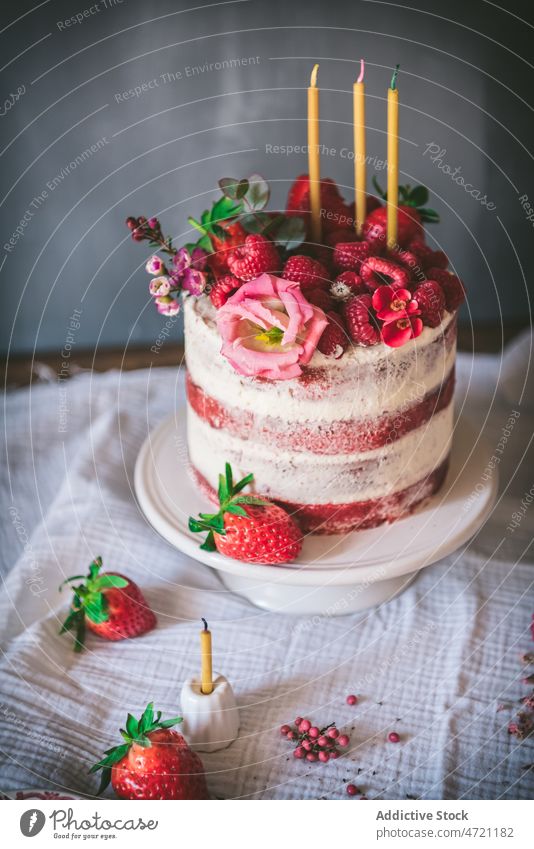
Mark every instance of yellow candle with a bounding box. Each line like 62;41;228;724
200;618;213;695
387;65;400;249
307;64;321;243
353;59;366;236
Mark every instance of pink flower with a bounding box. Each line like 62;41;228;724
155;296;180;316
181;268;207;296
372;285;419;322
146;255;165;275
149;276;171;296
216;273;328;380
381;314;423;348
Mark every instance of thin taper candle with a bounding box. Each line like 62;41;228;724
200;618;213;695
353;59;366;235
387;64;400;248
307;64;321;242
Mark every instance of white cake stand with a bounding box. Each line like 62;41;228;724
134;409;497;615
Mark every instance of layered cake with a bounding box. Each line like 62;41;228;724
128;173;465;535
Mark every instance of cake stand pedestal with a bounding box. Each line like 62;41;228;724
134;409;496;616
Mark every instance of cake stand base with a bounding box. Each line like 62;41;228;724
134;408;497;616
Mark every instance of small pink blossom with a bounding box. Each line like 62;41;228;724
216;273;328;380
155;296;180;316
372;285;419;323
149;276;171;296
146;255;165;275
181;268;207;296
381;314;423;348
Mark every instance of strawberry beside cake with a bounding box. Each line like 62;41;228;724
127;174;465;535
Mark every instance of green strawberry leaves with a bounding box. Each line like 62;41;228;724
372;178;439;224
90;702;183;795
59;557;129;651
189;463;269;551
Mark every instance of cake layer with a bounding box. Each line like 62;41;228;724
186;403;453;504
184;297;457;423
192;457;450;535
186;368;455;454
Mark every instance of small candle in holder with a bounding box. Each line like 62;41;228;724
200;618;213;695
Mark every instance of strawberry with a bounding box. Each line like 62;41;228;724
317;311;348;359
189;463;302;565
286;175;350;235
227;233;280;281
283;255;330;291
209;273;241;308
59;557;156;651
90;702;208;799
362;183;439;248
207;220;246;276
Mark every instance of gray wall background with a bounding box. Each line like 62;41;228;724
1;0;532;355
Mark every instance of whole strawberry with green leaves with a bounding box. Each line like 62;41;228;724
189;463;302;564
362;179;439;248
59;557;156;651
90;702;209;799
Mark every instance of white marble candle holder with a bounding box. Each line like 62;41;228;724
180;673;239;753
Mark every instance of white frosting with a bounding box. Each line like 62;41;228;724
184;296;456;423
187;403;453;504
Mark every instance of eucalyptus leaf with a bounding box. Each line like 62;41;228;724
246;173;270;210
219;177;240;199
272;216;306;251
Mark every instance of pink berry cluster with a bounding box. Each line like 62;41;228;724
280;717;350;763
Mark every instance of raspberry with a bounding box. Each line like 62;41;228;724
227;234;280;282
317;311;348;359
283;255;329;291
343;295;380;346
330;271;368;302
305;287;334;312
426;268;465;311
325;227;357;247
408;240;448;271
209;274;241;308
333;241;373;272
360;256;411;291
413;280;445;327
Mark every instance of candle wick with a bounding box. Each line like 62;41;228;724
310;63;319;87
390;64;400;91
357;58;365;84
201;618;208;631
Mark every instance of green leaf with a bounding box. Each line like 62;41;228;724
218;473;228;504
225;462;234;495
219;177;240;199
240;212;271;234
126;713;139;738
211;195;243;225
88;557;103;581
188;216;209;237
59;609;80;635
90;743;130;774
138;703;154;735
200;530;217;551
93;575;128;590
419;207;440;223
232;472;254;495
189;517;212;533
236;178;249;199
246;174;270;210
159;716;183;729
272;216;306;251
408;185;429;206
225;504;249;518
96;766;112;796
210;223;226;241
59;575;85;590
73;611;86;653
135;735;151;748
85;593;108;625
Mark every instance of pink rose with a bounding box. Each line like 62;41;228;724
216;273;328;380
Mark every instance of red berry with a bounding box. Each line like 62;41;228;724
318;751;330;762
325;227;358;247
299;719;311;732
360;256;411;291
306;752;318;762
126;216;137;230
293;746;306;759
305;287;334;312
209;274;241;308
337;735;350;747
363;205;423;248
211;497;302;565
327;727;339;739
333;241;373;272
283;255;330;291
295;716;303;726
343;294;380;346
330;271;368;301
308;726;320;739
408;240;448;270
426;268;465;311
317;311;348;359
346;784;359;796
388;732;400;743
317;735;329;747
346;694;358;706
280;724;291;735
228;234;280;282
287;730;296;741
302;739;312;751
413;280;445;328
329;750;340;759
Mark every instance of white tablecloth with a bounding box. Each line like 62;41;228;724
1;334;533;800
